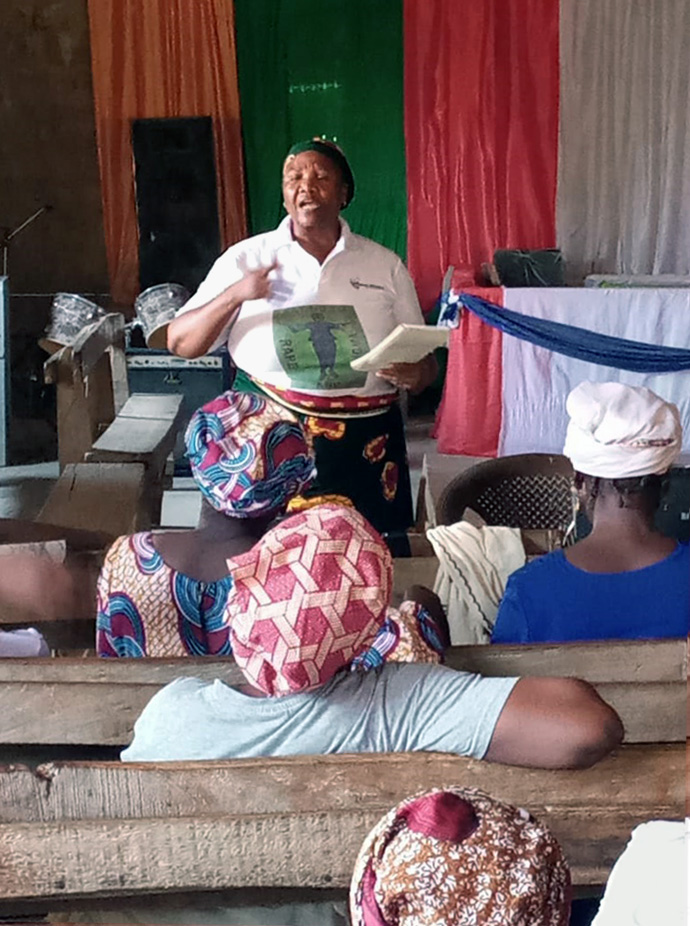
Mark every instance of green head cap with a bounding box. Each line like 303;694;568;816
285;138;355;207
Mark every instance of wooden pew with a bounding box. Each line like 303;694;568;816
0;639;683;905
0;746;683;902
41;313;184;531
0;639;684;746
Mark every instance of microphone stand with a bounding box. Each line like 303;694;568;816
1;205;52;277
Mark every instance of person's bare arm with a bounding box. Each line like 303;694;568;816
0;555;81;621
484;676;624;769
167;262;277;359
377;352;438;395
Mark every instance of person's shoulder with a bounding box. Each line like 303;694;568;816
323;663;449;697
347;231;404;265
141;676;215;714
507;549;566;584
370;663;518;714
366;661;472;690
104;533;139;560
213;223;286;265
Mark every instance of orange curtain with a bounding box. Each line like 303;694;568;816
87;0;247;305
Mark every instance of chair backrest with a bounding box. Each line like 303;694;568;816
437;453;574;530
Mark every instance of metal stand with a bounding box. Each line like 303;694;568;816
1;205;52;277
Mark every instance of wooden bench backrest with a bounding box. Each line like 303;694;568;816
0;639;684;747
44;314;129;470
0;744;683;901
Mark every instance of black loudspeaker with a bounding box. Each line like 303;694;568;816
132;116;221;293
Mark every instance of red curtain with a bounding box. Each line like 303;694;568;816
87;0;247;305
403;0;559;311
434;286;504;456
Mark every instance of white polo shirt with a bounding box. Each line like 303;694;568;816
176;218;424;397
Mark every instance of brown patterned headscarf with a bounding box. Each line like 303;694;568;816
350;788;571;926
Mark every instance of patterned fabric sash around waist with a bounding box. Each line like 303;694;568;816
255;379;398;419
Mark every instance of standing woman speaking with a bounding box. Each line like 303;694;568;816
167;138;436;535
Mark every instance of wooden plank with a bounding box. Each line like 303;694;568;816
89;416;180;460
45;348;96;469
0;746;682;898
71;314;125;379
0;639;680;685
42;344;71;385
0;519;109;551
0;640;683;746
36;462;148;536
448;637;686;683
108;344;130;416
0;810;655;898
422;452;481;529
0;539;65;562
116;393;184;421
0;677;679;746
1;745;681;823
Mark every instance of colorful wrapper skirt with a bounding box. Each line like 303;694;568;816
231;369;414;535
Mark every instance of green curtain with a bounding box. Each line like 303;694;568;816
234;0;407;258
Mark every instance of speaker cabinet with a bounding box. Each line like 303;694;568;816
132;116;221;293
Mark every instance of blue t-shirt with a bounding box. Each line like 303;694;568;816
492;543;689;644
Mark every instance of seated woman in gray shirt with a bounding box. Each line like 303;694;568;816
123;504;623;770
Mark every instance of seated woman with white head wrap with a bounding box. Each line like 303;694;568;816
492;382;688;643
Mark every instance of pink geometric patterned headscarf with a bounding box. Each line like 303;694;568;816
350;788;571;926
226;504;393;696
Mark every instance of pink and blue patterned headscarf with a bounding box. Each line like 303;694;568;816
185;391;316;518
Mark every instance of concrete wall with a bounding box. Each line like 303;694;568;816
0;0;110;461
0;0;108;297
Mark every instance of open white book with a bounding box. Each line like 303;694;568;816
350;324;449;372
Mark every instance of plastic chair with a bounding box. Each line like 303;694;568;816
436;453;574;530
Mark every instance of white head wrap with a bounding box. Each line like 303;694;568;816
563;382;681;479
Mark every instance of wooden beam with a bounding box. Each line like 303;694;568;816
0;518;110;551
0;639;683;745
36;462;148;537
0;745;682;899
2;745;681;822
71;313;125;379
2;639;682;685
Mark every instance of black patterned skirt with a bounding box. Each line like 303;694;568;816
231;369;414;535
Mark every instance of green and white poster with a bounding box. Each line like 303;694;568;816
273;304;369;390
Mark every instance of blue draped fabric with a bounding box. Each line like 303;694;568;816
439;292;690;373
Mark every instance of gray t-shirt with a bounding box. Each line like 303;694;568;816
122;663;518;762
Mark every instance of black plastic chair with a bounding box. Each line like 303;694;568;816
436;453;574;530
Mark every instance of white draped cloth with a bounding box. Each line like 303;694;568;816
426;523;525;645
592;820;688;926
557;0;690;279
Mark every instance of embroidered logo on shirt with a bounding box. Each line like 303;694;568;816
350;278;385;291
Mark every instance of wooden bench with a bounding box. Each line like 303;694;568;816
41;313;184;531
0;640;682;905
0;745;683;904
0;639;683;746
